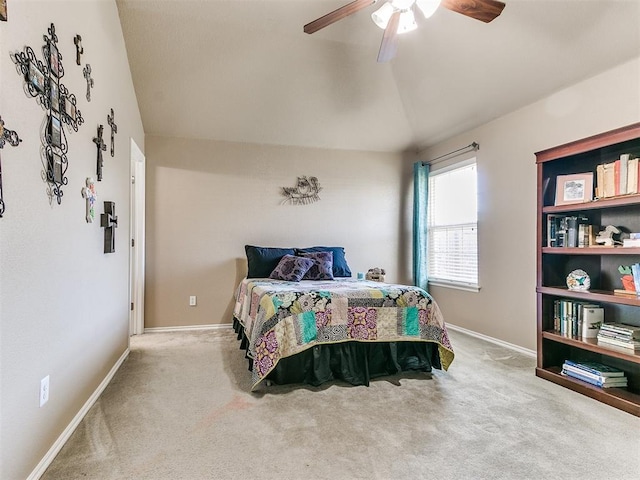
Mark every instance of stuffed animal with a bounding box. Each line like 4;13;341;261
366;267;386;282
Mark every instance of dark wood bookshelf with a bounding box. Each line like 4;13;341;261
536;123;640;417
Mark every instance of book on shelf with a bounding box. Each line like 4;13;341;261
632;263;640;295
563;360;625;377
622;238;640;247
561;367;628;388
595;154;640;199
553;299;601;338
597;335;640;352
599;322;640;339
613;289;639;297
628;157;639;194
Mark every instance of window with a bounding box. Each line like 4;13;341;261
427;159;479;291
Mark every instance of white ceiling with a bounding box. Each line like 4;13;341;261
116;0;640;153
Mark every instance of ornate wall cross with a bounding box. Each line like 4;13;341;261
73;34;83;65
10;23;83;206
83;63;94;102
81;177;97;223
0;115;23;217
93;124;106;181
100;201;118;253
107;108;117;157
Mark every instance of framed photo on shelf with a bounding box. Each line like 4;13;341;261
555;172;594;206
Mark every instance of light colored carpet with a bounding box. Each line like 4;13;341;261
42;328;640;480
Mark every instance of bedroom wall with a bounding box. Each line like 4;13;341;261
412;57;640;352
144;136;408;329
0;1;144;479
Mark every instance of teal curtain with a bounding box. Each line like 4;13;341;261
413;161;430;291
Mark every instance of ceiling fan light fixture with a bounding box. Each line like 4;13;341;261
371;2;395;29
415;0;441;19
397;9;417;34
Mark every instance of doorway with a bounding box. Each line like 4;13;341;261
129;138;145;335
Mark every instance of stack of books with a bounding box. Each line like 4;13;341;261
553;299;602;338
595;153;640;198
597;322;640;352
561;360;628;389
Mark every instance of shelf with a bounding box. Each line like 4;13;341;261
542;246;640;255
543;194;640;213
536;366;640;416
536;286;640;306
541;330;640;364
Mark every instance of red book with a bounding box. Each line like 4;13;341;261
614;159;620;196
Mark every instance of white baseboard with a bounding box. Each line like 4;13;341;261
447;323;536;358
28;348;130;480
144;323;233;333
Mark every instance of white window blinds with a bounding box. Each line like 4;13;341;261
427;161;479;289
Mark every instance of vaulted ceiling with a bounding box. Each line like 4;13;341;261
116;0;640;152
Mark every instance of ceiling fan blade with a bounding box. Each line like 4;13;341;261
441;0;506;23
377;11;400;63
304;0;377;34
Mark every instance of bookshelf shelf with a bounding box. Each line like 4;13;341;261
536;122;640;417
541;331;640;363
536;367;640;416
542;194;640;214
542;246;640;255
536;286;640;307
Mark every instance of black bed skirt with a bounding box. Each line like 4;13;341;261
233;318;441;388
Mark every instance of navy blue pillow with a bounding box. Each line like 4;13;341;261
245;245;295;278
295;246;352;278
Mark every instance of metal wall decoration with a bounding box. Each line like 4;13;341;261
81;177;97;223
83;63;93;102
73;34;83;65
10;23;84;205
0;115;22;217
100;201;118;253
281;176;322;205
93;124;106;181
107;108;117;157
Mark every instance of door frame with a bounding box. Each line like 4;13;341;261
129;138;145;335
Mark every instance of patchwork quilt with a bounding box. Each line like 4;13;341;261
233;278;455;389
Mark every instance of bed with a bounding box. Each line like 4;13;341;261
233;275;454;391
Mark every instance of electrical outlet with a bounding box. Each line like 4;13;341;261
189;295;197;306
40;375;50;407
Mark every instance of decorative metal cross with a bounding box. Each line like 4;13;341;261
107;108;117;157
0;115;22;218
74;34;83;66
83;63;93;102
100;201;118;253
93;124;106;181
81;177;97;223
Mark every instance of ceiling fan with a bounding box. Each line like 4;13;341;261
304;0;506;63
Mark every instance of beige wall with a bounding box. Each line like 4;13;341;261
416;57;640;352
0;1;144;478
145;136;408;328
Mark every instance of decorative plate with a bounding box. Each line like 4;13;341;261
566;269;590;291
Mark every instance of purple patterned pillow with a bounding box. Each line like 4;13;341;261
299;251;334;280
269;255;314;282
